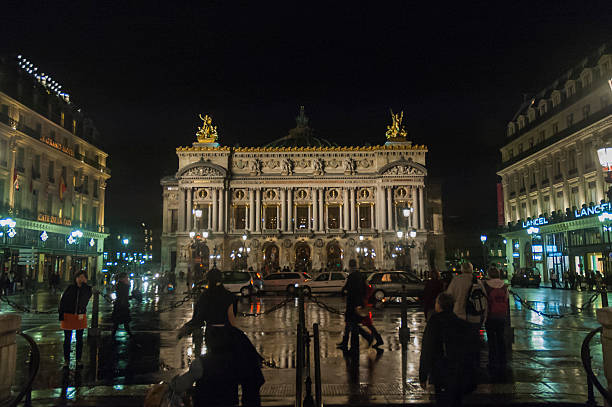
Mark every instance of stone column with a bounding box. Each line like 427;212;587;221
212;188;219;232
0;314;20;401
249;189;255;231
281;189;287;232
318;189;324;231
349;188;356;231
219;188;225;233
343;189;349;230
312;188;318;231
178;188;186;232
419;186;425;230
387;187;393;230
8;140;16;208
207;203;212;230
597;167;605;203
187;188;193;231
255;189;261;232
287;188;293;232
370;203;375;230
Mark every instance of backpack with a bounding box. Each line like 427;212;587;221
485;283;508;317
465;275;487;317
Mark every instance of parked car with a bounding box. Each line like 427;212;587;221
303;272;348;294
221;271;254;296
248;271;264;292
262;272;312;294
366;271;425;301
511;268;541;288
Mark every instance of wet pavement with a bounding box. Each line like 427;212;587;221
0;284;607;406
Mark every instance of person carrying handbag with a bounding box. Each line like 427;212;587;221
58;270;92;369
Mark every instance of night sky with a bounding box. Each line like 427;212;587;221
2;1;612;240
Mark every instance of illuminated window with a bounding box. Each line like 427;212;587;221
327;205;340;229
72;120;77;134
264;206;278;229
234;205;246;229
60;112;65;127
359;204;372;229
296;206;309;229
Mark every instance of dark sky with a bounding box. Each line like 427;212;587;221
2;1;612;237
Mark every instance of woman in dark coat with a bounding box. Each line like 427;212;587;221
177;268;264;406
111;272;132;337
58;270;92;369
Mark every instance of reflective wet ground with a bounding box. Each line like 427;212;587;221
2;284;606;405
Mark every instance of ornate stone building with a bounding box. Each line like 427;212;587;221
161;108;443;275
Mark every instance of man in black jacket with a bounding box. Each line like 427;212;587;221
337;259;371;352
419;292;472;406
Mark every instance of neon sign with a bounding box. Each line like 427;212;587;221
575;202;612;218
522;217;548;228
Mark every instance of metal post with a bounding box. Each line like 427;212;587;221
89;289;100;337
25;340;33;407
313;323;322;407
296;322;303;407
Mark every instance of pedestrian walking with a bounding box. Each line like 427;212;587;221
576;272;583;291
7;271;15;294
178;268;264;406
58;270;92;369
445;261;487;394
484;267;509;371
563;271;569;289
549;269;557;289
419;292;471;407
362;283;383;348
423;269;445;320
111;272;132;338
0;272;8;296
337;258;372;352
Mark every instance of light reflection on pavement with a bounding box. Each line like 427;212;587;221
2;285;606;404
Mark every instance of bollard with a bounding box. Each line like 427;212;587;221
0;314;20;402
89;289;101;337
296;322;303;407
399;295;410;346
603;283;609;308
313;323;322;407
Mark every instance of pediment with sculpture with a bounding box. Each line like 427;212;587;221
177;158;227;179
378;158;427;176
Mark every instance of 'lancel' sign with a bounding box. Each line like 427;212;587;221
37;214;72;226
575;202;612;218
522;217;548;228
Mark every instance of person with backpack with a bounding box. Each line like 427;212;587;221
419;292;471;407
445;261;487;393
484;267;509;370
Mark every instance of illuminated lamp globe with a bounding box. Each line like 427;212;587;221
409;229;417;238
396;231;404;239
202;231;209;239
480;235;487;243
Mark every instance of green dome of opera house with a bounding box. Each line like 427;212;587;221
262;106;337;148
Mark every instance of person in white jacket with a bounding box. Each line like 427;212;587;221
445;261;487;393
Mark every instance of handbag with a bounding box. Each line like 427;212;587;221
61;313;87;330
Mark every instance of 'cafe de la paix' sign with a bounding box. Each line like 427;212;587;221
37;214;72;227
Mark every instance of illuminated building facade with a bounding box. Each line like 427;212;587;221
0;55;110;283
498;42;612;282
161;108;445;275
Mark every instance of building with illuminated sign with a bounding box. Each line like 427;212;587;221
0;55;110;284
160;108;445;276
498;41;612;282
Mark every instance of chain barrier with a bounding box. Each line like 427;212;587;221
509;289;600;319
305;293;345;315
0;294;57;314
238;297;292;317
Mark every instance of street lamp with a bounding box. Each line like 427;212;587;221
0;218;16;275
480;234;488;270
598;147;612;201
68;230;83;273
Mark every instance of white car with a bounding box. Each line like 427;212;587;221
304;272;348;294
221;271;254;296
262;272;312;294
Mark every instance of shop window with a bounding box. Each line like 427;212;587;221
327;205;340;229
234;205;247;230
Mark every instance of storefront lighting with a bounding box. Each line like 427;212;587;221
503;239;507;244
7;228;16;238
40;231;48;242
599;212;612;222
71;230;83;239
67;236;75;244
598;147;612;169
0;218;16;228
89;238;95;247
527;226;540;235
480;235;487;243
122;238;129;245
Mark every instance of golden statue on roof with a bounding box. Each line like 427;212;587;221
385;109;408;141
196;114;218;143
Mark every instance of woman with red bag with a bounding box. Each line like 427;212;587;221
362;283;384;348
58;270;92;369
